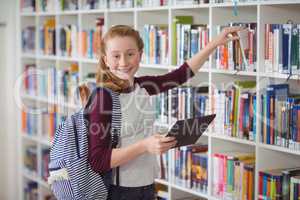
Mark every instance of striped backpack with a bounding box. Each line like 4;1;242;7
48;87;121;200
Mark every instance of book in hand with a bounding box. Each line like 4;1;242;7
165;114;216;148
237;28;249;67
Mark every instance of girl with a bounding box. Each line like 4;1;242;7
86;25;241;200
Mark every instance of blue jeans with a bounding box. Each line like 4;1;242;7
108;184;155;200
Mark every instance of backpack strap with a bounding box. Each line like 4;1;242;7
71;115;81;159
84;87;122;186
110;90;121;186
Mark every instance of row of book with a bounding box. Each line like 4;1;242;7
158;144;209;192
59;17;104;59
22;104;66;142
142;24;168;65
214;23;257;72
24;145;38;174
22;26;35;53
23;145;50;182
21;0;212;12
174;0;209;5
172;145;208;192
159;150;257;199
24;180;56;200
39;18;56;55
259;167;300;200
172;16;209;65
23;63;80;105
41;105;67;142
21;108;38;135
212;81;257;141
78;17;104;59
109;0;134;8
136;0;169;7
22;17;104;59
59;22;104;59
41;148;50;181
21;0;79;12
212;152;255;200
265;24;300;75
24;181;38;200
155;86;209;125
212;0;257;2
260;83;300;151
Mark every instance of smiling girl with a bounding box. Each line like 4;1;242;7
86;25;241;200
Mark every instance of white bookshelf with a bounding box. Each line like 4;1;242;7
17;0;300;200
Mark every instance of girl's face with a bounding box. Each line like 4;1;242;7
103;36;142;83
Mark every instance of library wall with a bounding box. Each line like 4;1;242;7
0;20;7;200
0;0;19;199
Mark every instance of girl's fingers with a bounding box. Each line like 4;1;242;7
159;141;177;150
227;36;240;42
225;26;244;34
159;136;176;143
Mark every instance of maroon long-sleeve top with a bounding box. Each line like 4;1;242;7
87;62;195;173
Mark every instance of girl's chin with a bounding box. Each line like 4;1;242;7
116;73;131;80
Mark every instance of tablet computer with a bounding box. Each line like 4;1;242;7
165;114;216;148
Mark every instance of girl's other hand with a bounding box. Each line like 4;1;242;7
143;134;177;155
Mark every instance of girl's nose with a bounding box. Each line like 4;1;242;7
119;55;128;67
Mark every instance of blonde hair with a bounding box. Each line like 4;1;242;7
96;25;144;92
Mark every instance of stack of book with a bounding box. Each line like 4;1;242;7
172;16;209;66
108;0;134;8
214;23;257;72
82;0;107;10
41;148;50;182
260;83;300;151
24;181;38;200
142;24;168;65
21;0;36;12
170;86;209;122
79;17;104;59
41;105;67;142
36;0;56;12
39;18;56;55
36;63;80;104
136;0;169;7
264;24;300;75
22;26;35;53
23;64;37;96
24;145;38;174
155;86;209;124
171;144;208;192
212;81;257;141
259;167;300;200
174;0;209;5
21;108;38;136
60;0;78;11
59;24;78;58
213;152;255;200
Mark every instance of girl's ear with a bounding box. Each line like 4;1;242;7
102;55;108;66
139;51;143;60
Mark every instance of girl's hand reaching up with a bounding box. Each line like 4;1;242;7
187;26;244;73
212;26;244;47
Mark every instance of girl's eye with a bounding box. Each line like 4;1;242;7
128;53;135;56
113;55;120;59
